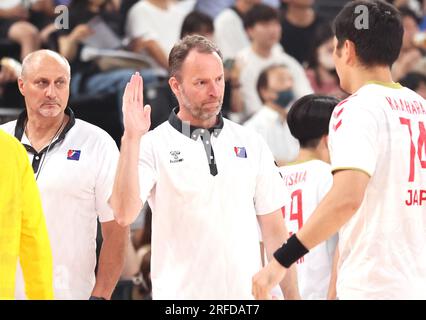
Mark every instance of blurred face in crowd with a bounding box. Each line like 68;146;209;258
402;15;419;50
317;37;335;71
171;50;225;123
18;53;70;119
261;66;294;108
248;19;282;50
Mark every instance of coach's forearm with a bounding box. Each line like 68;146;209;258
110;134;143;226
259;211;300;299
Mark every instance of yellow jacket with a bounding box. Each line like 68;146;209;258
0;130;53;299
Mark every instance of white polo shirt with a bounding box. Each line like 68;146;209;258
1;108;119;300
329;82;426;299
214;7;250;61
125;1;187;56
139;108;287;299
279;160;336;299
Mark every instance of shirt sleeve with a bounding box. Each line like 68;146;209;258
214;11;249;61
254;134;289;215
18;141;54;300
328;97;380;177
138;134;158;205
95;133;120;223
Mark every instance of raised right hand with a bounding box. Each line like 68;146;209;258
122;72;151;140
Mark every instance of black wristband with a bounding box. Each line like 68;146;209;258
273;234;309;268
89;296;106;300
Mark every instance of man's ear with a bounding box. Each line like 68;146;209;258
246;26;254;41
17;77;25;96
323;135;329;148
169;76;180;98
344;39;357;66
259;87;270;104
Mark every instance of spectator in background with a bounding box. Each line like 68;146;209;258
57;0;158;125
195;0;234;19
386;0;422;12
120;204;152;300
0;1;41;60
244;64;299;164
400;71;426;98
392;6;424;81
311;0;351;22
195;0;280;18
236;4;312;121
0;0;60;51
214;0;261;62
126;0;192;70
0;57;20;85
181;10;214;40
0;56;24;108
279;0;325;65
305;24;346;98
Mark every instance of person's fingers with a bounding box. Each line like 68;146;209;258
254;286;270;300
140;73;144;106
144;104;151;123
136;72;142;104
252;279;260;300
128;74;135;103
252;274;272;300
123;83;130;108
131;74;138;102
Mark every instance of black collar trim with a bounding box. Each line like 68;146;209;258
168;107;224;141
14;107;76;155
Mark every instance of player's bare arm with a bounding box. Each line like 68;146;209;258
252;169;369;299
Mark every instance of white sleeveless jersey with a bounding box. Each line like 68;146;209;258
329;82;426;299
279;160;336;299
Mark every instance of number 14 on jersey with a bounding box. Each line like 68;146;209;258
400;117;426;206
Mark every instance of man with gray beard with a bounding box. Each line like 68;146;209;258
110;35;300;300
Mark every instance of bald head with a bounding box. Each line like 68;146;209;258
21;50;71;80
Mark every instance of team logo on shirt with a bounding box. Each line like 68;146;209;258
170;150;183;163
332;120;342;132
331;95;355;132
332;107;344;132
67;150;81;161
234;147;247;158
